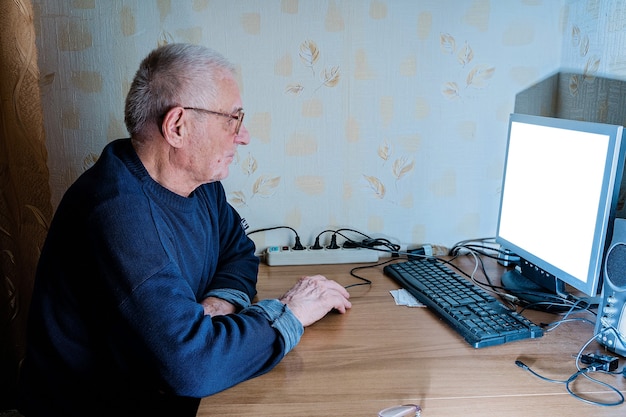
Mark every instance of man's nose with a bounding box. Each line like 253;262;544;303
236;124;250;145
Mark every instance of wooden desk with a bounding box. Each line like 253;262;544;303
198;257;625;417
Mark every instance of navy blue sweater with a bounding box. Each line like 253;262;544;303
18;139;301;417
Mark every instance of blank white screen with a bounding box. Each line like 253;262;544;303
498;121;610;283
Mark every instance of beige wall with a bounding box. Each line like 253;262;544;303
31;0;586;251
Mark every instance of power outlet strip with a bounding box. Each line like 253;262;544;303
265;246;379;266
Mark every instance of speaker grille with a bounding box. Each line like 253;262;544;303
606;243;626;288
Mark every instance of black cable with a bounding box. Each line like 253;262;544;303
453;244;505;262
310;229;364;249
333;229;401;253
246;225;304;250
247;225;299;237
449;237;503;257
516;329;625;407
344;258;400;289
310;228;401;254
515;360;624;406
333;228;371;242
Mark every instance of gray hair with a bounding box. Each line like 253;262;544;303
124;43;235;136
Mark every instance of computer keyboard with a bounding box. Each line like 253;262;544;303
384;259;544;348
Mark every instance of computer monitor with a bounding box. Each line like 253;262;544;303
495;113;626;309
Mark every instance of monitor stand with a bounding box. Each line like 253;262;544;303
501;269;579;313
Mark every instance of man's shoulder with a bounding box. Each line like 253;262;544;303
58;139;146;215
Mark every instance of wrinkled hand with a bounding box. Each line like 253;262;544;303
201;296;237;317
279;275;352;327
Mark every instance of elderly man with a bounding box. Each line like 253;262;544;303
18;43;351;417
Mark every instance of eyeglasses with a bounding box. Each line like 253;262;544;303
183;107;244;135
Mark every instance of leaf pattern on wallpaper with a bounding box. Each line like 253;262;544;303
579;34;590;57
440;33;495;100
583;56;600;81
158;30;175;48
83;152;99;171
392;157;415;180
457;42;474;66
363;175;386;199
252;174;281;197
440;33;456;54
571;25;581;46
377;140;391;162
241;153;258;177
287;40;340;96
229;155;280;208
299;40;320;75
442;82;461;100
285;83;305;95
571;24;591;58
569;24;600;86
363;140;414;202
466;64;495;88
321;66;340;87
229;191;247;207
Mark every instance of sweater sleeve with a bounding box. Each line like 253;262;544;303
203;288;251;309
242;300;304;354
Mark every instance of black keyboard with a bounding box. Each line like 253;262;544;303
384;259;543;348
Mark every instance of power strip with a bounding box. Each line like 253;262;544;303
265;246;379;266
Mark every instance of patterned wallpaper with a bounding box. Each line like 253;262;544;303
32;0;587;252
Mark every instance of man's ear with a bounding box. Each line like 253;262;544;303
161;107;185;148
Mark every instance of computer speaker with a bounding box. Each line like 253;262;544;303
596;218;626;356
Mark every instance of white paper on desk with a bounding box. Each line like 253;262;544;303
390;289;426;307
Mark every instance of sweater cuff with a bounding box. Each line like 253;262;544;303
242;299;304;355
204;289;251;310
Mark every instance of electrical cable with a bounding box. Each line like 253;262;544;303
516;331;625;407
537;299;596;332
515;359;624;406
246;225;304;250
345;257;404;289
311;229;342;249
449;238;597;313
309;228;402;254
572;333;625;406
541;316;596;329
449;237;504;257
306;228;382;251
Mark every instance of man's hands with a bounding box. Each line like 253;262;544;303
279;275;352;327
201;275;351;327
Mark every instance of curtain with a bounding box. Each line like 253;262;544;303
0;0;52;409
